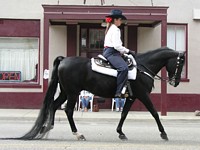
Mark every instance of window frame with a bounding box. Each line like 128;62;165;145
167;23;189;82
0;19;41;88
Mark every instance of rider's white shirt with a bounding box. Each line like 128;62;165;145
104;24;129;54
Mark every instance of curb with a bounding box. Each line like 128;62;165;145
0;109;199;122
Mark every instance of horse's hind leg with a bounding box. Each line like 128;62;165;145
51;91;68;127
140;94;168;141
117;98;135;140
65;94;86;141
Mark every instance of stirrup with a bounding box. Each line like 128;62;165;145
121;81;133;97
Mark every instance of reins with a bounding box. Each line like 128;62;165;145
139;64;169;81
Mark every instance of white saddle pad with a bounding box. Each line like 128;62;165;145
91;55;137;80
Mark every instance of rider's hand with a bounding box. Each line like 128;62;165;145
128;50;136;57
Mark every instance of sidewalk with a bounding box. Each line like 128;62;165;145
0;109;199;121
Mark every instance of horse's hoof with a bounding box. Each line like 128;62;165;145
77;134;86;141
119;134;128;141
160;132;169;141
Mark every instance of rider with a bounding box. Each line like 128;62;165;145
103;9;135;98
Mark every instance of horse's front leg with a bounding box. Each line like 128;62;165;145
65;95;86;141
117;98;135;140
140;93;169;141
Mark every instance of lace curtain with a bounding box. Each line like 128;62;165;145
167;25;186;78
0;37;38;82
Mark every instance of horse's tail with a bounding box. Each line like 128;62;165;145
19;56;65;140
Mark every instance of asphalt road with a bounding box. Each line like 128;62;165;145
0;119;200;150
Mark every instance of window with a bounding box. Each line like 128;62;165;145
89;29;104;49
167;24;188;80
81;29;87;49
0;19;40;85
0;37;39;82
80;25;124;58
80;27;105;51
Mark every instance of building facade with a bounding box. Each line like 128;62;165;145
0;0;200;112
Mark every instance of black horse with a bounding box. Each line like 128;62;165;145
19;47;185;141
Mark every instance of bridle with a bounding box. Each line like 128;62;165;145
139;53;184;86
168;53;185;86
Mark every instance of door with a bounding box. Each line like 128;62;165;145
80;24;124;58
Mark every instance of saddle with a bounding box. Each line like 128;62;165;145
94;54;135;70
91;54;137;80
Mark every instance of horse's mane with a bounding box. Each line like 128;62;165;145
136;47;176;63
137;46;172;57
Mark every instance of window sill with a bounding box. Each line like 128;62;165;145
0;82;42;88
